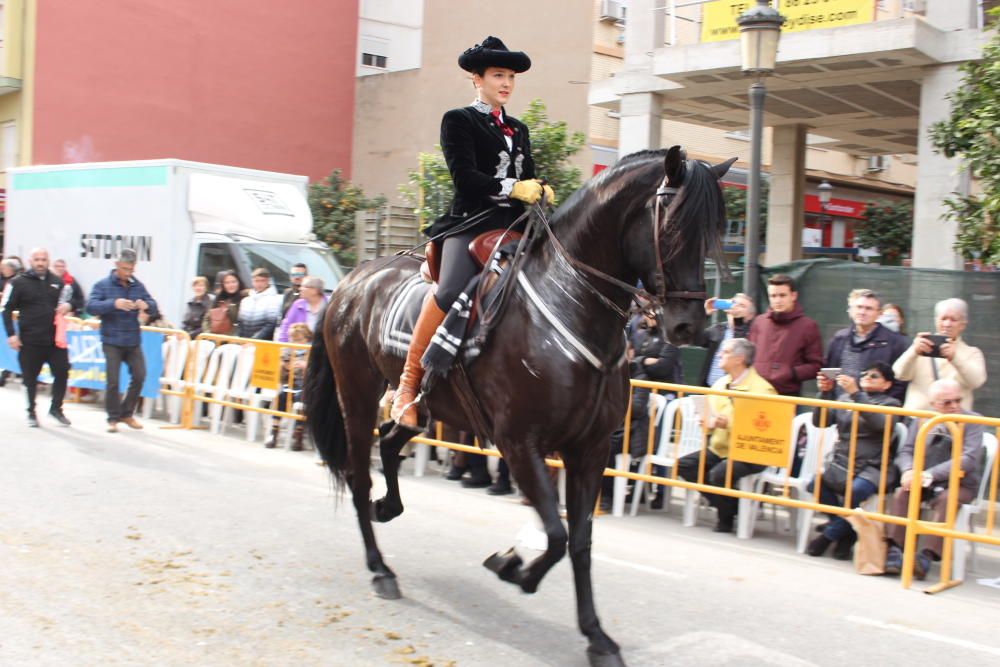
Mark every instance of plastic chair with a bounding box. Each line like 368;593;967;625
951;431;998;581
194;344;241;427
146;336;190;422
740;413;835;547
626;395;699;516
214;344;257;434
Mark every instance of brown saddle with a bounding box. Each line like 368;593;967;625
421;229;523;284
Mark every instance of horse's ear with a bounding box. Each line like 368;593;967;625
711;157;738;180
664;145;687;185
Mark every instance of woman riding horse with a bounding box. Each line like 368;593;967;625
391;36;555;428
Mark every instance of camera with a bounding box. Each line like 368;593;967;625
925;334;948;358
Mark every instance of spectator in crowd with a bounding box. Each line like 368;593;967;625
281;262;308;316
748;274;822;397
676;338;776;532
278;276;327;341
266;322;311;450
86;248;158;433
182;276;214;337
204;270;243;336
1;248;72;427
878;303;906;335
699;293;756;387
1;257;24;294
892;298;986;412
823;288;909;402
50;259;86;315
238;268;283;339
884;379;986;580
0;258;24;387
601;311;682;511
806;361;901;560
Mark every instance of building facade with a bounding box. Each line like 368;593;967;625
1;0;358;192
589;0;990;269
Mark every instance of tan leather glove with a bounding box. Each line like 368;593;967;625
542;184;556;206
510;179;543;204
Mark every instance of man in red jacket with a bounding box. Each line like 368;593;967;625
748;274;822;396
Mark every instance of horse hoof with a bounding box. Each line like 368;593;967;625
587;647;627;667
372;498;404;523
372;574;402;600
483;548;523;585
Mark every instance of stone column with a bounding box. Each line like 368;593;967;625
618;0;664;155
765;124;807;265
619;92;662;156
911;64;964;270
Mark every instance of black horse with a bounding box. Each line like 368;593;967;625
304;146;733;667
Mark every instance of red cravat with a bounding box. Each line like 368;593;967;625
490;109;514;137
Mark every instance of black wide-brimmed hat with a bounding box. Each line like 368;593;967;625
458;36;531;73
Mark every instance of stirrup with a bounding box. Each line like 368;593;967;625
390;391;422;424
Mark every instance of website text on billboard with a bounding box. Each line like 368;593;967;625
700;0;874;43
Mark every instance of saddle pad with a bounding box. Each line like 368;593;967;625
380;274;434;358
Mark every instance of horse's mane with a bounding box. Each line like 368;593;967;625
550;150;728;268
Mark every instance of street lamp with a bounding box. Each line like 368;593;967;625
738;0;785;297
817;179;833;221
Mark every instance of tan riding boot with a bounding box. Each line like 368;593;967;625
391;295;448;427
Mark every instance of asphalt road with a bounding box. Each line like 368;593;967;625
1;382;999;667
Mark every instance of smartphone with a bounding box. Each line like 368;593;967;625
820;368;841;381
712;298;734;310
925;334;948;357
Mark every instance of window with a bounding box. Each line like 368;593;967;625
360;35;389;70
361;53;387;68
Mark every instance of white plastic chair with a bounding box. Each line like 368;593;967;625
951;432;998;581
213;344;257;434
194;344;241;428
626;395;700;516
145;336;190;422
740;413;835;547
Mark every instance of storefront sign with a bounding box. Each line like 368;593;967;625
729;397;794;467
702;0;875;44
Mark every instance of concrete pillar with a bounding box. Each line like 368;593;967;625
911;64;964;270
765;124;807;265
618;0;664;155
619;92;662;156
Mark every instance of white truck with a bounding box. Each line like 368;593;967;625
3;159;343;326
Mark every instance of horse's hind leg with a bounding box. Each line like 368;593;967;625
484;444;567;594
564;449;625;667
342;374;402;599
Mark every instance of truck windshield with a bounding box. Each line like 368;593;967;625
234;243;345;292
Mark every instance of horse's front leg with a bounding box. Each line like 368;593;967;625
371;421;409;523
484;443;567;594
564;448;626;667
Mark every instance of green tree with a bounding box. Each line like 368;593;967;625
854;200;913;265
400;99;586;227
929;7;1000;263
722;181;769;242
309;170;384;268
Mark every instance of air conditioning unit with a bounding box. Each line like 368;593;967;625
866;155;889;172
600;0;627;23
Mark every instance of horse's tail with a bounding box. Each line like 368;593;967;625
304;325;348;489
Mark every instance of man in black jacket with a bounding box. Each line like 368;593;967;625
824;288;909;402
1;248;72;427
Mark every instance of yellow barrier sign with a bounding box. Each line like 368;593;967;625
729;397;794;466
701;0;875;43
251;345;281;390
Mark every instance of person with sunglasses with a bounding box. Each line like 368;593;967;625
281;263;308;317
806;361;901;560
884;378;986;580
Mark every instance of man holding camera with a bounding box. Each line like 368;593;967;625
892;298;985;412
86;249;158;432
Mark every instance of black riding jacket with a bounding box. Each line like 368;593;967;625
1;270;63;347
